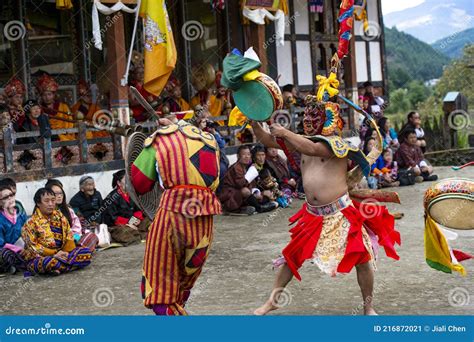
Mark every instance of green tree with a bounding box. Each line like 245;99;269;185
407;80;431;107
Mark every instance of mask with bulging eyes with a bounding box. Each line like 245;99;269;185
303;102;325;136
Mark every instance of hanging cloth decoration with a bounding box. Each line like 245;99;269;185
210;0;226;11
92;0;140;51
242;8;286;46
56;0;73;10
91;0;141;87
354;0;369;34
309;0;323;13
336;0;354;59
139;0;177;96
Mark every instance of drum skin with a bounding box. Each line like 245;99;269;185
424;178;474;230
233;73;283;121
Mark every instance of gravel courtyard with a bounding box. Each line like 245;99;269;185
1;167;473;316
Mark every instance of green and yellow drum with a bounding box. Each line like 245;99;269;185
233;73;283;122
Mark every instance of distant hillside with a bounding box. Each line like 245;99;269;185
384;26;450;88
384;0;474;44
431;27;474;59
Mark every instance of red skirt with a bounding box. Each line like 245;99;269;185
282;200;401;280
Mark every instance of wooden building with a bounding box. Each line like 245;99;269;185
0;0;387;181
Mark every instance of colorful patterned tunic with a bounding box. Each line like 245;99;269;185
131;121;221;315
21;209;92;274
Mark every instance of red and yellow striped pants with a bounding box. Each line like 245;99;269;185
141;207;213;315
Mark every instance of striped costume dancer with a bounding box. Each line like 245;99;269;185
21;209;92;275
131;121;221;315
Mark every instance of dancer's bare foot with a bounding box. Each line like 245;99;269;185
364;306;378;315
254;300;278;315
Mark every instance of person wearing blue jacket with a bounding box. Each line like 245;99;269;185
0;183;28;273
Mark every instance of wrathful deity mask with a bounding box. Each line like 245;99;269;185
303;100;344;137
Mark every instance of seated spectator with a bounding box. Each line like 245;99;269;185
16;99;51;170
374;149;400;188
200;118;229;182
104;170;147;245
378;117;399;151
257;168;288;208
45;179;98;252
265;147;297;200
0;104;10;131
251;144;267;171
0;183;27;274
69;176;104;228
399;111;427;153
364;137;383;189
395;129;438;182
0;178;26;215
21;188;92;275
218;145;277;215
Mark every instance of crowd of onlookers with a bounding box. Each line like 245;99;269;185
357;81;437;189
0;171;148;277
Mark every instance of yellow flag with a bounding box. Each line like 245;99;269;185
424;214;466;276
56;0;72;10
140;0;177;96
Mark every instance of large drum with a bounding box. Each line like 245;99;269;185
423;178;474;230
233;73;283;122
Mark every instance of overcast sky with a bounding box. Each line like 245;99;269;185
380;0;425;15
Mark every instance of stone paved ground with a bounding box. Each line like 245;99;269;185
1;167;473;316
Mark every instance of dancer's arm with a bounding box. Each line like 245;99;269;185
269;123;332;158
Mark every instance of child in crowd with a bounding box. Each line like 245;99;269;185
364;137;383;189
374;149;400;188
257;168;289;208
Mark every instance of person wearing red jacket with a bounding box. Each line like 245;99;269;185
104;170;147;245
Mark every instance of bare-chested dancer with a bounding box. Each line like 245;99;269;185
251;100;401;315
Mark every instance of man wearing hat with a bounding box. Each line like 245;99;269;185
4;77;26;129
129;51;158;122
16;99;51;170
36;73;75;164
190;63;224;123
71;80;109;160
161;75;191;117
69;176;104;228
251;97;400;316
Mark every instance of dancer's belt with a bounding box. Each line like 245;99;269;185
306;193;351;216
